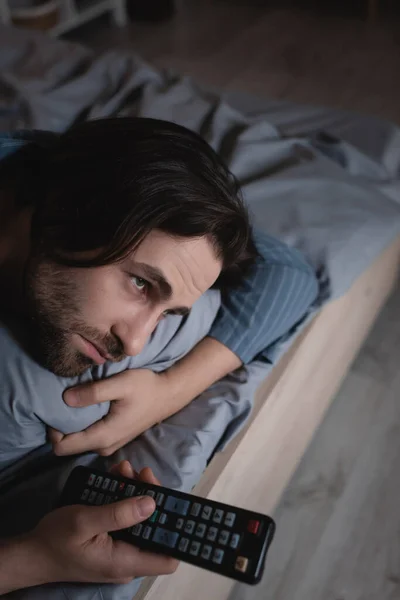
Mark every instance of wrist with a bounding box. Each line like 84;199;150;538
0;533;54;594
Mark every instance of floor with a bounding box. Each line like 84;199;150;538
68;0;400;124
69;2;400;598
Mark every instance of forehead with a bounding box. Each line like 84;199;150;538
128;230;222;299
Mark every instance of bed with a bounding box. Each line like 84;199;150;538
1;24;400;600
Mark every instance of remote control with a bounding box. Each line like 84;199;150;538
59;466;276;585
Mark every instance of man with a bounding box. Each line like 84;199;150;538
0;117;318;594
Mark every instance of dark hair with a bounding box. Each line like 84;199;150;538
23;118;259;289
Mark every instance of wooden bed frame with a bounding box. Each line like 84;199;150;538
136;235;400;600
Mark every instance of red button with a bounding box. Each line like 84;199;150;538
247;519;260;534
119;482;126;491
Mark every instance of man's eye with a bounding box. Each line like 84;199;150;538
131;276;148;291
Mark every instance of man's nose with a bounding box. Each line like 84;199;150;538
111;311;157;357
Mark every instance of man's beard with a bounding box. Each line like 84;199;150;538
24;257;125;377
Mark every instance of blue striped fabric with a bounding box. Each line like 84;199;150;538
0;132;319;365
209;230;319;364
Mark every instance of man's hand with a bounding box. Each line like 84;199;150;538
25;462;177;586
49;337;241;458
49;369;171;457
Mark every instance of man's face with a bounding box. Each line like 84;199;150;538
25;230;222;377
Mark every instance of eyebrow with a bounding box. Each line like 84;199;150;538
133;262;191;317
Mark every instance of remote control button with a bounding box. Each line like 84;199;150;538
94;476;103;489
102;478;111;490
176;518;184;530
201;544;212;560
152;527;179;548
218;530;230;545
164;496;190;516
247;519;260;534
125;484;135;497
201;506;212;520
224;512;236;528
131;524;142;536
230;533;240;549
118;482;125;492
81;489;89;501
195;523;207;538
178;537;189;552
156;492;165;506
235;556;249;573
212;549;224;565
149;510;159;523
184;520;195;535
95;493;104;505
87;473;96;486
109;480;118;493
190;503;201;517
104;495;112;504
189;541;201;556
206;527;218;542
145;490;156;499
142;526;152;540
159;513;168;525
212;509;224;524
88;491;97;504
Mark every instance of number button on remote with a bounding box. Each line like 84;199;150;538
212;549;224;565
104;495;112;504
176;518;184;530
201;506;212;520
109;480;118;493
212;509;224;524
132;524;142;536
224;512;236;527
81;489;89;501
178;537;189;552
218;530;230;546
230;533;240;549
87;473;96;486
195;523;207;539
190;503;202;517
189;541;201;556
184;520;195;535
102;478;110;490
156;492;165;507
164;496;190;516
88;491;97;504
145;490;156;499
201;545;212;560
94;476;103;489
206;527;218;542
95;493;104;505
142;526;152;540
125;484;135;497
153;528;179;548
159;513;168;525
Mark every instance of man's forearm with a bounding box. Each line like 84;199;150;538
0;534;50;594
162;336;242;415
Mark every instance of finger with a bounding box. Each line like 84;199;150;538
83;496;156;537
110;460;136;479
52;416;116;456
139;467;160;486
113;542;179;577
63;372;131;408
48;427;64;444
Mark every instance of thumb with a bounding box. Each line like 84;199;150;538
85;496;156;537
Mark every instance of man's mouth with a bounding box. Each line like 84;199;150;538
75;334;111;365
